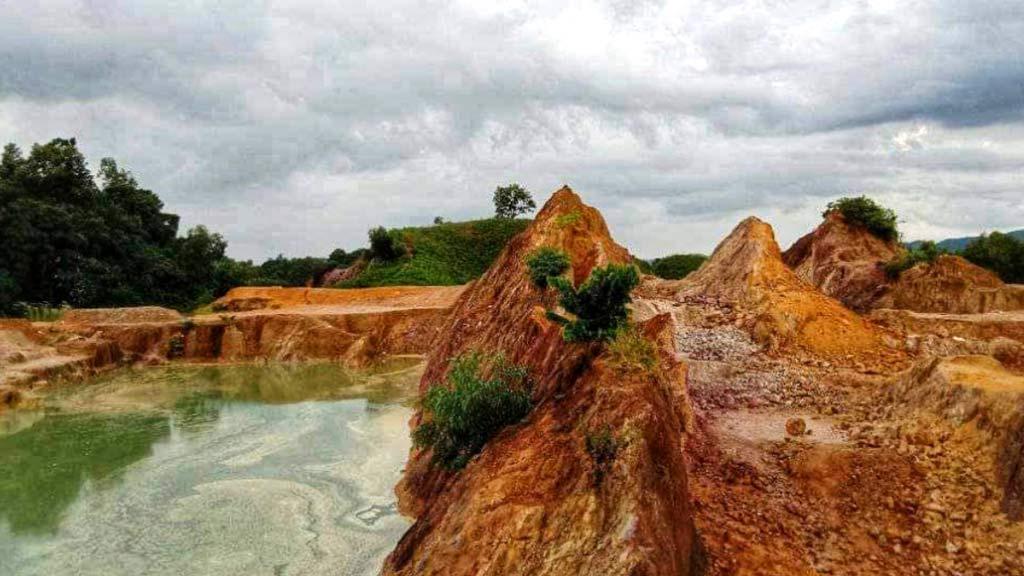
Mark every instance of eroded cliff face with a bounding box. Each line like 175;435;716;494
386;187;701;576
783;213;1024;314
0;286;464;388
877;254;1024;314
783;211;900;312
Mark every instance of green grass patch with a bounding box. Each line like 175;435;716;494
338;218;529;287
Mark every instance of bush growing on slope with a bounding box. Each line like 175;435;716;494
526;247;571;289
962;232;1024;284
547;264;640;342
826;196;900;242
413;352;533;470
885;240;945;278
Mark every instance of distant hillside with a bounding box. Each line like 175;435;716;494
338;218;530;287
906;229;1024;253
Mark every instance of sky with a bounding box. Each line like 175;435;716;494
2;0;1023;261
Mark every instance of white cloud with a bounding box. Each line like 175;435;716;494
1;0;1023;259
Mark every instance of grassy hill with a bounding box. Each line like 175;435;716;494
907;229;1024;252
339;218;530;287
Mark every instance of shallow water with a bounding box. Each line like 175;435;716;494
0;360;421;576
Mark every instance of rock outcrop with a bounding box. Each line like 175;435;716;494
783;211;900;312
892;355;1024;518
784;212;1024;314
385;187;701;575
675;217;901;366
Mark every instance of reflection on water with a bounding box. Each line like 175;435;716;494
0;359;421;576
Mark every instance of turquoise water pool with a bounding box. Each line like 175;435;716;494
0;361;420;576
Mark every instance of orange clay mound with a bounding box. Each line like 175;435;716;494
678;217;899;362
878;254;1024;314
385;188;702;576
783;211;901;312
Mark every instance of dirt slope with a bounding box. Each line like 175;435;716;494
877;254;1024;314
385;187;701;576
675;216;901;367
783;211;900;312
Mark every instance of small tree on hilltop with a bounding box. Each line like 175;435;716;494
368;226;402;262
547;264;640;342
493;183;536;219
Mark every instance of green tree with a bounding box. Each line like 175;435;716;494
368;226;402;262
493;183;536;219
548;264;639;342
962;232;1024;283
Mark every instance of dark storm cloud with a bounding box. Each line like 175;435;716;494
1;0;1023;260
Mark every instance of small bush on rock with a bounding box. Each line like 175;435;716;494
548;264;639;342
607;326;657;372
584;425;621;486
826;196;899;242
413;351;532;470
526;247;571;289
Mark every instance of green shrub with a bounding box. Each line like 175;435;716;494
650;253;707;280
885;241;944;278
607;326;657;371
962;232;1024;284
548;264;639;342
413;352;533;470
368;226;403;262
826;196;899;242
526;247;571;289
584;425;621;486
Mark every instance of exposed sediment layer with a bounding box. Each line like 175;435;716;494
386;187;701;575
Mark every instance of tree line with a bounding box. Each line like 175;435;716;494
0;138;367;315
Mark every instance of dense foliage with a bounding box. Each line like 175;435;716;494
885;241;945;278
649;253;707;280
548;264;640;342
0;139;229;313
826;196;900;242
412;352;533;469
526;247;571;289
339;218;529;287
368;226;403;262
962;232;1024;284
493;183;536;219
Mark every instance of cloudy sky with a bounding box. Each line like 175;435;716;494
2;1;1023;260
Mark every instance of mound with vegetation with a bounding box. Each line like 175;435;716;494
386;187;698;576
786;196;1024;314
